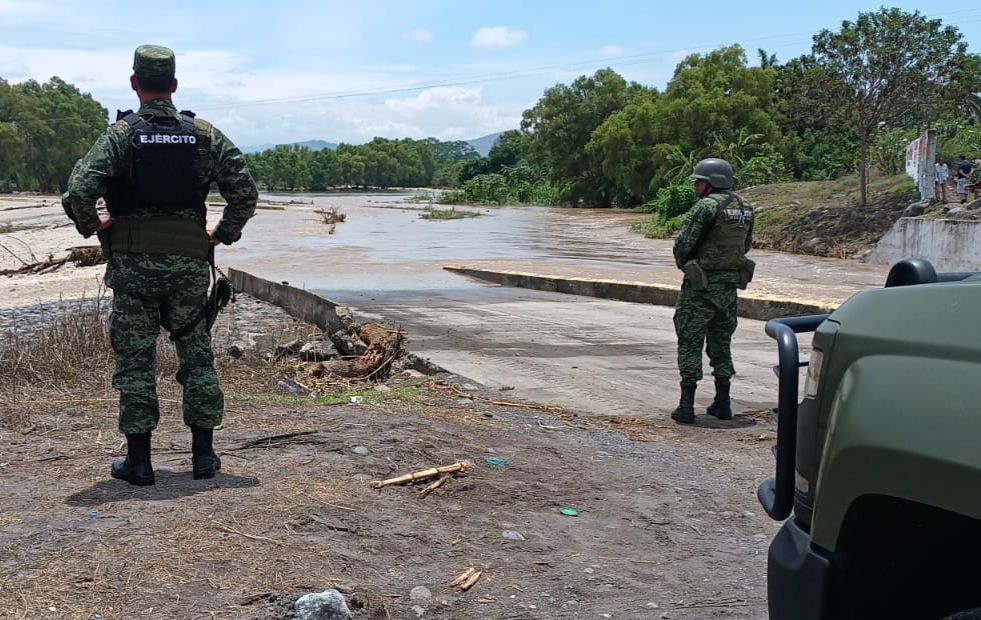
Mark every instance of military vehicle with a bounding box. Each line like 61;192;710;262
759;259;981;620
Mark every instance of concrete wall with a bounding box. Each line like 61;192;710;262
868;218;981;272
443;265;835;321
228;268;351;334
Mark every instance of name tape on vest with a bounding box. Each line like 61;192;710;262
138;134;198;145
723;208;753;225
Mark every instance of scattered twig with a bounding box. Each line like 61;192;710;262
230;430;319;451
212;520;281;546
419;475;450;498
451;567;482;591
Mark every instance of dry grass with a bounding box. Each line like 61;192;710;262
0;293;323;432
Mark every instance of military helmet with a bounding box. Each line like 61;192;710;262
691;158;734;189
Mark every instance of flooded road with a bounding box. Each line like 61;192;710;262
221;192;847;419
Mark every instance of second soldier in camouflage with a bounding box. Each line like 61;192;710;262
670;158;754;425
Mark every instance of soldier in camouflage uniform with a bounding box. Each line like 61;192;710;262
670;158;754;425
62;45;258;485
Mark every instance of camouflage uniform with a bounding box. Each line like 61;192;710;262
63;62;257;436
672;191;754;383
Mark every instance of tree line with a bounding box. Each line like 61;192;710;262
1;8;978;209
0;78;107;192
504;7;980;209
243;138;479;191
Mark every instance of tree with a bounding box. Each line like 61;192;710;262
486;130;530;172
811;8;981;206
522;68;639;206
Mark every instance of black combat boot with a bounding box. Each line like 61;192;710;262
670;383;697;424
191;426;222;480
706;378;733;420
111;432;155;486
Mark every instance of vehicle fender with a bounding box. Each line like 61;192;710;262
810;354;981;551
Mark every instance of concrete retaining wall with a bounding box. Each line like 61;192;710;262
228;268;351;334
443;265;835;321
868;217;981;272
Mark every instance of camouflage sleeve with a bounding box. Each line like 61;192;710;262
673;198;717;269
209;126;258;245
61;123;128;237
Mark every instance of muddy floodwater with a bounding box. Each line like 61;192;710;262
222;192;649;295
223;191;887;307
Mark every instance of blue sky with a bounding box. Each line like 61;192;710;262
2;1;980;147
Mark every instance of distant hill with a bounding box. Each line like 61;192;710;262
242;139;338;154
466;132;503;157
243;133;507;156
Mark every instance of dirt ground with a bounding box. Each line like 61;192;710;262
0;298;777;620
744;174;918;259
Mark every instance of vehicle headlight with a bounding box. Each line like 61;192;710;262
804;349;824;399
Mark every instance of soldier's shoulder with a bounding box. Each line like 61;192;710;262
692;196;720;211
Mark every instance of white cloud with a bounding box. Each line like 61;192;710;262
403;28;432;44
472;26;527;49
385;86;481;112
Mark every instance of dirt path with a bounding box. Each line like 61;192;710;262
0;380;775;620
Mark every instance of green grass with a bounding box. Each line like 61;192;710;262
229;386;422;407
420;208;481;221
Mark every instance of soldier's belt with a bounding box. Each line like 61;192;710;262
108;216;210;260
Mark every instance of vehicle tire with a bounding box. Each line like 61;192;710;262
943;608;981;620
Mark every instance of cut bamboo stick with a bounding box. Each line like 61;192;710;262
371;461;470;489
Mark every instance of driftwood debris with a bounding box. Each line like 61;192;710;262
309;323;405;380
371;461;470;489
316;207;346;225
451;567;482;591
0;245;104;277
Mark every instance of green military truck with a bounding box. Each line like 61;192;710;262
760;259;981;620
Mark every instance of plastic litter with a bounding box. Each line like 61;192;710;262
88;510;99;518
277;380;301;394
350;395;364;404
560;507;579;517
484;456;510;468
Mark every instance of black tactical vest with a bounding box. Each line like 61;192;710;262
104;110;207;218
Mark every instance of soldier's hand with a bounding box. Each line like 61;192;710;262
96;217;114;231
207;230;221;246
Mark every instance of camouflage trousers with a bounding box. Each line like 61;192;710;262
673;282;738;383
106;254;223;434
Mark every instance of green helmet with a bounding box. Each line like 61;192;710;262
691;158;734;189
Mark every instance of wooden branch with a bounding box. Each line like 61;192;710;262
451;567;477;587
459;570;482;591
372;461;470;489
419;475;450;498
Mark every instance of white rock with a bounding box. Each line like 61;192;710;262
352;446;370;456
409;586;432;601
502;530;526;541
411;604;426;617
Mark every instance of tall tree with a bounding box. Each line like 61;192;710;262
811;8;981;206
522;68;638;206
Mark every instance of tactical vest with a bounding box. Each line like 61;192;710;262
695;192;753;271
104;109;210;219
